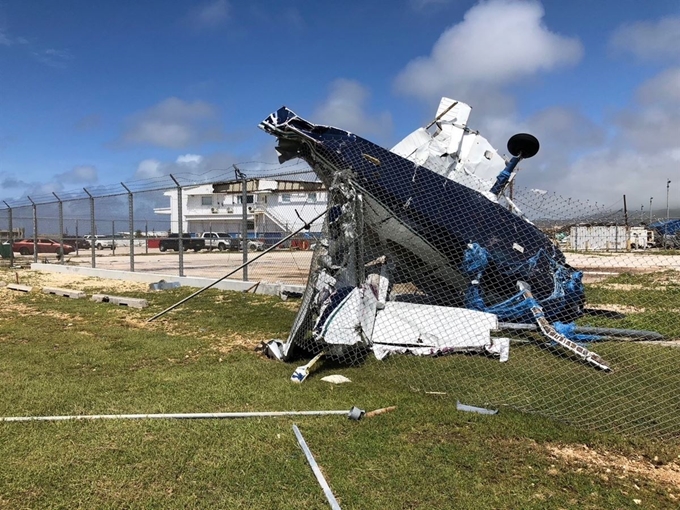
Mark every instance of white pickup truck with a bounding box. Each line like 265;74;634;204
199;232;238;251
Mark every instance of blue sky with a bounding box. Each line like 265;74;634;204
1;0;679;210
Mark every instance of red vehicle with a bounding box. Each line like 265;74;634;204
12;238;75;256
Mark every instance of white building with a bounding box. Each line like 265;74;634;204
568;225;655;251
154;179;327;237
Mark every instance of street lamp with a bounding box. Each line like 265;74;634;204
649;197;653;224
667;179;671;221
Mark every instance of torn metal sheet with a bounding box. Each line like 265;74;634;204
370;302;500;360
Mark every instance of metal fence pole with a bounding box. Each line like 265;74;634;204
27;196;38;263
2;201;14;266
111;220;115;255
170;174;184;277
121;183;134;272
75;219;79;255
145;220;148;255
234;165;248;281
84;188;96;268
52;192;65;265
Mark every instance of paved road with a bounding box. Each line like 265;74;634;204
16;249;679;286
64;248;316;284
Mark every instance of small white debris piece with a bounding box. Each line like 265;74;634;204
512;242;525;253
320;375;352;384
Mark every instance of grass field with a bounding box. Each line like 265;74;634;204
0;268;678;509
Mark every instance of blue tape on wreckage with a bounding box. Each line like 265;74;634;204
462;243;585;323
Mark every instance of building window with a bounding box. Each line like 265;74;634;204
201;196;212;206
237;195;254;204
281;193;291;203
306;192;317;203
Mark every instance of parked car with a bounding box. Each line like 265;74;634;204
12;238;75;256
64;237;91;250
83;234;116;250
158;233;205;252
239;239;265;252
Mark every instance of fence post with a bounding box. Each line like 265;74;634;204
2;201;14;266
169;174;184;277
145;220;148;255
27;196;38;263
83;188;96;268
121;182;134;272
234;165;248;281
52;192;65;265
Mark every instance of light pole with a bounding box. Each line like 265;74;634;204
666;179;671;221
649;197;653;224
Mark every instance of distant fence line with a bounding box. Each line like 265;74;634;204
0;165;323;276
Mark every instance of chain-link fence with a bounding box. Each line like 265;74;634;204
0;166;325;284
258;106;680;439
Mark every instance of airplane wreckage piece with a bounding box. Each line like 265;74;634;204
259;98;612;371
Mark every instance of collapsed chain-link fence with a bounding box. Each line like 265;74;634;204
1;111;679;439
259;105;680;439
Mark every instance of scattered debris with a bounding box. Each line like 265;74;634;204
148;279;181;291
320;375;352;384
91;294;148;309
292;424;342;510
456;401;498;415
364;406;397;418
42;286;86;299
348;406;364;420
291;351;324;383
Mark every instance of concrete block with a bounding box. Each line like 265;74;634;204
148;280;181;291
91;294;148;309
7;283;32;292
42;286;86;299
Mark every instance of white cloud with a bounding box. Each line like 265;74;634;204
176;154;204;166
312;79;392;139
188;0;231;29
610;16;680;62
516;68;680;209
637;67;680;106
0;29;12;46
56;165;98;184
134;159;163;180
120;97;222;149
394;0;582;103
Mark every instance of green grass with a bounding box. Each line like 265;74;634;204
0;269;679;509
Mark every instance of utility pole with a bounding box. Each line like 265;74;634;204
649;197;653;224
667;179;671;221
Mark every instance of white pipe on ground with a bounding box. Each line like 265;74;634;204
0;410;350;423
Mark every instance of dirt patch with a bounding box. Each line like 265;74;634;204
2;269;149;294
547;444;680;488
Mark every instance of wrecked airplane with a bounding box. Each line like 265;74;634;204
259;98;611;372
